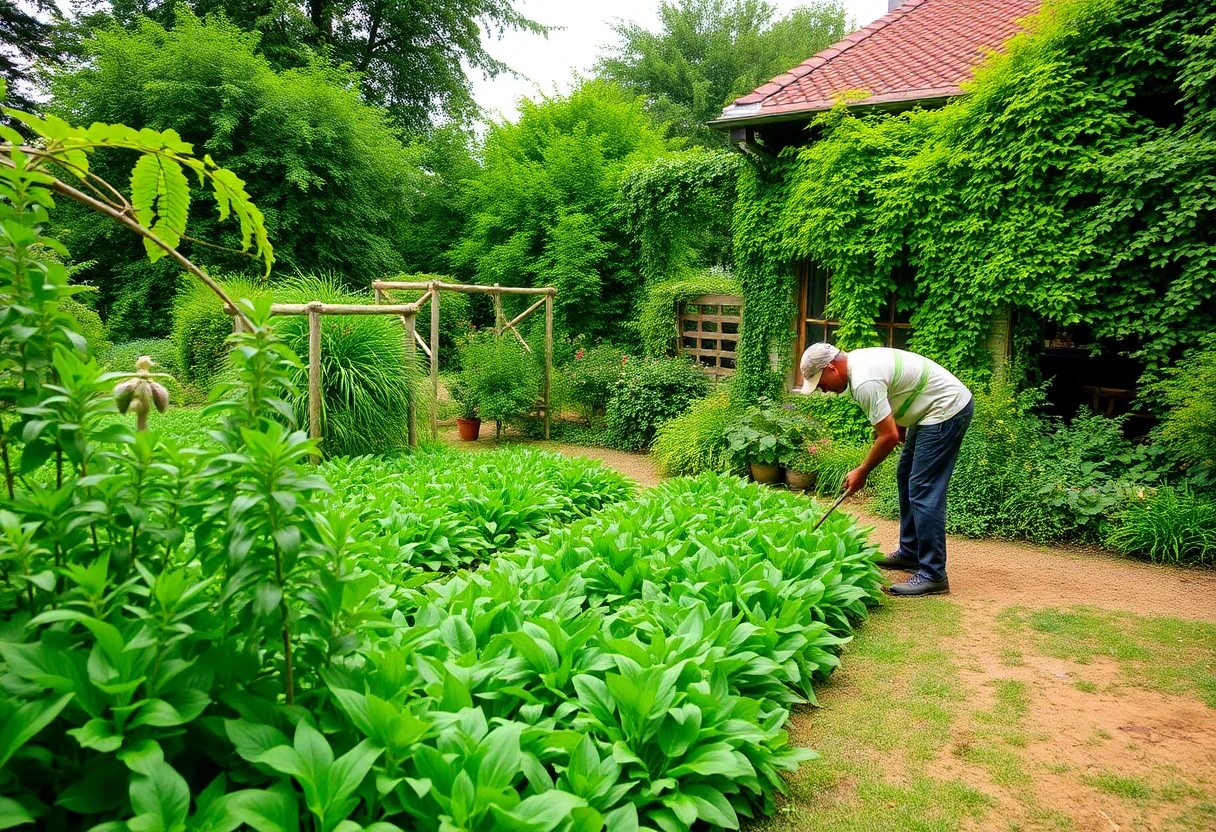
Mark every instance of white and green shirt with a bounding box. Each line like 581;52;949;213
846;348;972;428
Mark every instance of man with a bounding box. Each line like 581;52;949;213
798;343;973;596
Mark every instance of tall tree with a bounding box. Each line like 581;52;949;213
75;0;545;132
48;10;420;338
1;0;61;111
597;0;848;145
450;80;672;340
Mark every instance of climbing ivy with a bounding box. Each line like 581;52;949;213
636;267;741;358
731;0;1216;397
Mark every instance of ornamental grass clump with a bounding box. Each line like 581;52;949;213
1107;487;1216;567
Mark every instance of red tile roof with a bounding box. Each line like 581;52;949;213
713;0;1040;125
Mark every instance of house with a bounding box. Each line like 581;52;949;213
709;0;1042;389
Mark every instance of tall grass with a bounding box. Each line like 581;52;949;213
650;391;738;476
171;275;267;386
274;274;417;457
1107;487;1216;566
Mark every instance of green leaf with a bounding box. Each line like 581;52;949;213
477;722;522;791
488;790;587;832
68;718;123;753
0;692;73;769
231;783;300;832
0;797;35;830
129;761;190;832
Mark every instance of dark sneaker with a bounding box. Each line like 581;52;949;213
889;573;950;596
875;550;918;570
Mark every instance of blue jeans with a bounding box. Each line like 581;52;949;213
896;398;973;582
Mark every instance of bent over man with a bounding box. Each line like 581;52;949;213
798;344;973;596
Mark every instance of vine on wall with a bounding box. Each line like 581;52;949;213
731;0;1216;397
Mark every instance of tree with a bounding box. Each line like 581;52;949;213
1;0;61;112
450;80;672;341
597;0;848;145
79;0;546;132
398;123;479;274
47;10;419;338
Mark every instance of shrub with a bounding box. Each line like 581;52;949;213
273;275;416;456
564;344;627;421
61;296;109;354
807;438;870;495
1149;336;1216;484
171;275;267;386
1106;486;1216;566
650;390;739;476
605;356;710;450
788;391;873;444
455;331;543;431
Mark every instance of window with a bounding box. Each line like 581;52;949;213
796;260;915;382
677;295;743;380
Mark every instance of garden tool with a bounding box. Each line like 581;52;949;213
811;489;849;533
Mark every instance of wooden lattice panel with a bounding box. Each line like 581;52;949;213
678;294;742;379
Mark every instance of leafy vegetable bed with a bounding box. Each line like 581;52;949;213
1;454;880;832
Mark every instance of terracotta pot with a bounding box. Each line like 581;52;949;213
785;468;818;492
456;417;481;441
749;462;782;484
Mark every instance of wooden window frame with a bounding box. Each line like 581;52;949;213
678;294;742;380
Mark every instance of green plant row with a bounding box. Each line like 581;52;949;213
320;447;637;570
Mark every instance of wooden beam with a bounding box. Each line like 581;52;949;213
373;280;553;296
430;282;439;441
308;306;322;463
405;314;417;448
493;284;502;337
544;292;553;440
227;302;426;316
506;295;547;330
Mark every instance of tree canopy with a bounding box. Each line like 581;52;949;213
82;0;545;132
450;80;673;340
48;10;419;338
596;0;848;144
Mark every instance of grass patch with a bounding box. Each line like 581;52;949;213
996;606;1216;707
1083;770;1154;800
1073;680;1098;693
757;598;998;830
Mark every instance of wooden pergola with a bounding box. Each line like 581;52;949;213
230;280;556;460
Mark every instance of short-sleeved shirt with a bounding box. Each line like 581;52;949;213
846;348;972;427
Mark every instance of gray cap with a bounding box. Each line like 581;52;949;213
799;343;840;394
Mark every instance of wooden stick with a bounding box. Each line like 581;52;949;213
413;326;432;358
308;306;322;463
373;280;553;296
430;282;439;441
405;314;417;448
506;295;547;330
544;293;553;441
504;323;532;353
493;284;502;337
228;302;426;316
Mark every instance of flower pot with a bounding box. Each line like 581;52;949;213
456;417;481;441
785;468;818;492
749;462;782;484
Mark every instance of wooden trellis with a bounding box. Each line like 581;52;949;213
372;281;555;443
228;281;556;461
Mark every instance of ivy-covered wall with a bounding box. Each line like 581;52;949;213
731;0;1216;399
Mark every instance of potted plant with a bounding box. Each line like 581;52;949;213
457;332;542;439
452;379;479;442
725;398;818;485
783;447;820;492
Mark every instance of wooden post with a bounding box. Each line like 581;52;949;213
429;282;439;441
544;291;553;441
493;284;502;337
307;304;322;463
405;312;417;448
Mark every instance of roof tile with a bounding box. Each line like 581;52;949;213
716;0;1040;123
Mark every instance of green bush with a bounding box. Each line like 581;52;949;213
564;344;627;421
605;356;710;451
455;331;543;430
61;296;109;354
1106;486;1216;567
650;390;739;476
1150;336;1216;485
273;275;416;457
637;267;741;357
171;275;267;387
806;438;870;495
788;391;873;444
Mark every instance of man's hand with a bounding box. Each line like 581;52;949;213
897;426;907;444
844;467;868;495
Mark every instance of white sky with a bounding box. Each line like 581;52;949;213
470;0;890;123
